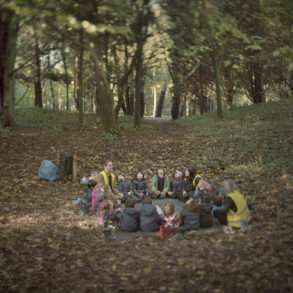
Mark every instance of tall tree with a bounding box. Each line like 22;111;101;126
133;0;152;128
0;8;19;123
76;28;84;126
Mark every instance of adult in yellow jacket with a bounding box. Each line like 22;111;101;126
90;161;118;196
214;179;252;233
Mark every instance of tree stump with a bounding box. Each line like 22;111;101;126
59;153;78;181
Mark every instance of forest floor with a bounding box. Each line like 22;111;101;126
1;99;293;292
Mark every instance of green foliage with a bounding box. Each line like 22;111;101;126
178;98;293;172
15;107;97;129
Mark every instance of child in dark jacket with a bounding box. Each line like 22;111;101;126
132;171;148;202
182;168;196;201
140;198;162;232
193;179;214;228
117;175;132;202
117;198;140;232
74;179;97;215
179;199;200;234
168;170;184;199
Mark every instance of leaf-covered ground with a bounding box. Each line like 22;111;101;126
1;100;293;292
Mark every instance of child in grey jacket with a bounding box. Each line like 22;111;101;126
117;175;132;202
168;170;184;199
179;199;200;234
140;198;162;232
118;198;140;232
132;171;149;202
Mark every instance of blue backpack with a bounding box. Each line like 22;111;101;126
38;160;60;182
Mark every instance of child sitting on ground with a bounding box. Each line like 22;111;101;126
117;175;132;202
178;199;200;235
194;179;214;228
117;198;140;232
182;167;196;201
168;170;184;199
74;179;97;215
140;197;162;232
151;169;170;199
158;202;179;239
193;179;212;201
132;171;149;202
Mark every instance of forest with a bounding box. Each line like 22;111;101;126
1;0;293;292
1;0;292;130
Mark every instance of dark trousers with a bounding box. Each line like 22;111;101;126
213;209;227;225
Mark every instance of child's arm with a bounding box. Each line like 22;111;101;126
132;181;139;197
143;181;149;195
155;205;164;217
174;214;180;227
179;211;185;227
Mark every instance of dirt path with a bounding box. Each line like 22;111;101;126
0;119;292;292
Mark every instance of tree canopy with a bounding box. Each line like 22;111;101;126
1;0;292;130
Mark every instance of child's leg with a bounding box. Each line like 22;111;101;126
213;209;227;225
177;225;191;235
121;192;128;203
151;192;159;199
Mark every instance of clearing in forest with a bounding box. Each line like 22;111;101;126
1;100;293;292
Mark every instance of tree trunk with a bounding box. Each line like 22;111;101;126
115;79;125;118
34;30;43;108
125;85;133;115
224;67;234;110
190;97;197;116
180;96;186;117
134;39;144;127
94;51;116;133
155;84;167;118
77;28;84;126
289;72;293;95
61;44;70;111
6;16;18;125
152;86;157;117
198;64;208;115
133;0;150;127
104;33;111;84
211;52;223;118
140;78;145;118
251;62;265;104
47;52;56;110
199;95;208;115
171;77;181;120
0;9;18;122
114;40;135;118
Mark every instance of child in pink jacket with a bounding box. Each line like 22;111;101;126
91;182;105;213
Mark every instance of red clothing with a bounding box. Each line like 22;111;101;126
158;213;178;240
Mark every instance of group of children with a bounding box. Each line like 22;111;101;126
74;161;254;239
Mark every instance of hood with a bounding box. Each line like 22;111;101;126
124;208;139;216
141;204;157;217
